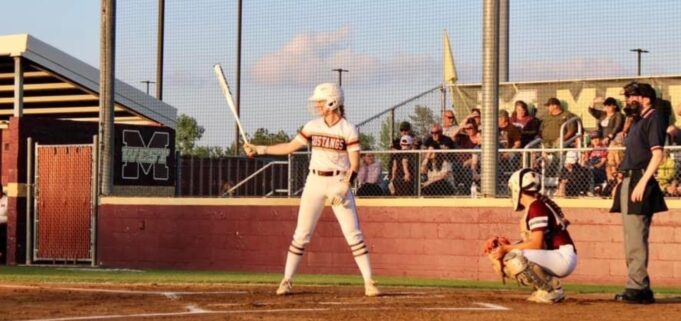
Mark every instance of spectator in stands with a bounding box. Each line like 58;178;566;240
420;147;455;196
462;108;482;132
588;97;625;146
357;151;384;196
0;190;7;262
454;118;481;186
539;98;579;148
442;110;459;140
583;130;608;194
498;109;523;191
657;150;677;196
557;151;593;197
511;100;541;147
424;123;456;150
392;121;416;149
390;135;417;196
665;103;681;145
499;109;522;154
603;133;625;196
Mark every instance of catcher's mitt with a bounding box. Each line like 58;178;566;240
482;236;511;283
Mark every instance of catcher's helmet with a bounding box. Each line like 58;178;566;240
508;168;541;211
308;83;344;111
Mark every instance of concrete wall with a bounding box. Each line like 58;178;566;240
98;198;681;286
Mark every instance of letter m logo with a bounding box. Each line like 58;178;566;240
121;130;171;181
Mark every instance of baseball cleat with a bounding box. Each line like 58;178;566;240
276;279;293;296
364;280;381;297
527;288;564;303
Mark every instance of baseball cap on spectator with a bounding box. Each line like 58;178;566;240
498;109;510;119
623;82;656;101
400;135;414;146
399;121;412;131
544;97;561;107
564;151;578;165
589;130;602;139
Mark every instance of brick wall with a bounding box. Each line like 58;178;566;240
97;201;681;285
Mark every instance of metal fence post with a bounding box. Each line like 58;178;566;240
25;137;33;265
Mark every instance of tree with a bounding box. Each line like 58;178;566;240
250;128;291;145
408;105;438;138
176;114;205;156
358;132;376;150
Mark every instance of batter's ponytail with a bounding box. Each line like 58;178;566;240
338;104;346;118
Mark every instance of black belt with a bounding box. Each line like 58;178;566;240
311;169;344;177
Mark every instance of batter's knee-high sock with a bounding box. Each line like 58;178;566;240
350;241;373;282
283;242;305;280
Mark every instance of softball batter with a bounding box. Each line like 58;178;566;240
244;83;380;297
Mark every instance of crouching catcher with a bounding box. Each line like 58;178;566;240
483;168;578;303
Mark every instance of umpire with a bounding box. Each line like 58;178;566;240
610;82;667;304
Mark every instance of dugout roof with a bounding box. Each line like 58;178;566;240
0;34;176;128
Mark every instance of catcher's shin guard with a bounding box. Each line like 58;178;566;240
502;250;555;292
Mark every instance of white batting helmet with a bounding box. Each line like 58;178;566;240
308;83;344;111
508;168;541;211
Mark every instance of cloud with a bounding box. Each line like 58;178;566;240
250;26;438;87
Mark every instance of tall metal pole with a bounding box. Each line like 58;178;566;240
498;0;509;82
481;0;499;197
630;48;648;76
99;0;115;195
156;0;165;100
332;68;349;87
234;0;243;155
141;80;155;95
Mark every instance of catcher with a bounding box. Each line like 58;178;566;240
483;168;578;303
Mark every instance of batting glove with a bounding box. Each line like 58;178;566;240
243;143;266;157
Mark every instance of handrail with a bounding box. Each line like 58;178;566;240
558;116;584;165
228;161;287;195
356;85;442;128
522;137;542;168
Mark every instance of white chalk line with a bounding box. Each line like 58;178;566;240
0;284;247;297
22;302;510;321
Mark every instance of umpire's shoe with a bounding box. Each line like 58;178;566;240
614;288;655;304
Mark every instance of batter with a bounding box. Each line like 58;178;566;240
244;83;380;297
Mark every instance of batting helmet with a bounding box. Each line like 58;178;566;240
508;168;541;211
309;83;344;111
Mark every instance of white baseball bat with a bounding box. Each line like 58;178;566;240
213;64;250;145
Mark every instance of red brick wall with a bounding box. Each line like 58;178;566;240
97;203;681;285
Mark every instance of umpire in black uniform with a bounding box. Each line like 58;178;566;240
610;82;667;304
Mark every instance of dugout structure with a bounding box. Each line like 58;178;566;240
0;34;177;265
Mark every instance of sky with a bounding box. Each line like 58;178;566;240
2;0;681;147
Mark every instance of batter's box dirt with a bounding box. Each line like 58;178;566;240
1;283;680;321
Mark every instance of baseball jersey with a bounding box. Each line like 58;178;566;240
523;200;575;251
295;117;360;171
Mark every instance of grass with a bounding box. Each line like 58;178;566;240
1;266;681;295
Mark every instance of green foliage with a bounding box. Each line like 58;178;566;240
408;105;438;138
175;114;205;156
249;128;291;146
358;132;376;150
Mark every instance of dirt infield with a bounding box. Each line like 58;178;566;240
1;283;680;321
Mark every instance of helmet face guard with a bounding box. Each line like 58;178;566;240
508;168;541;211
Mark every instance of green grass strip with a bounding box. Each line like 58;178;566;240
1;266;680;295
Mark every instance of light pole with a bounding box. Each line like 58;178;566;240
331;68;349;87
630;48;649;76
140;80;155;95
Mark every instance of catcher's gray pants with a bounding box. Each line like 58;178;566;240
619;176;652;290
